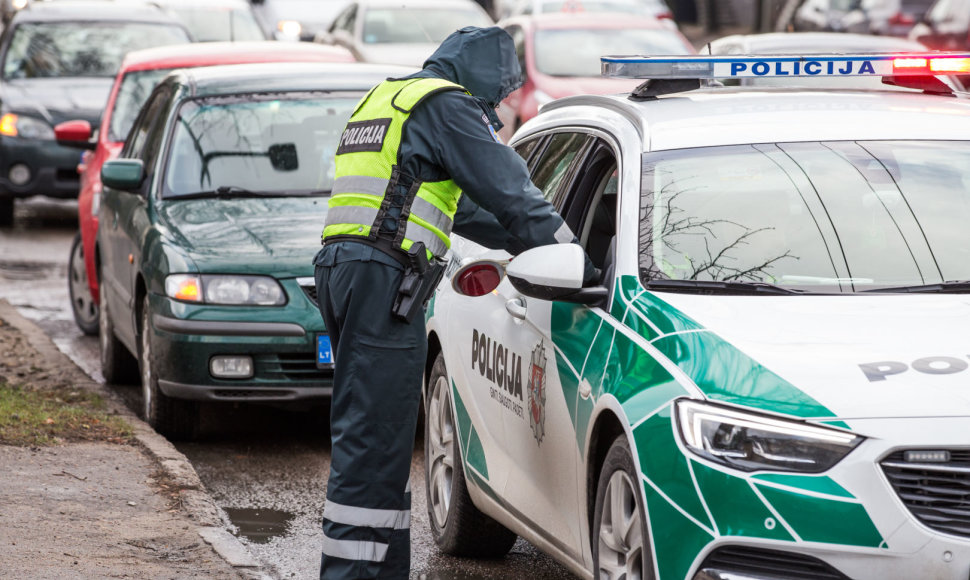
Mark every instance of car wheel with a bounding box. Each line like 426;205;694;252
98;268;137;384
0;196;13;227
424;352;516;557
593;435;654;580
68;233;99;335
140;294;199;440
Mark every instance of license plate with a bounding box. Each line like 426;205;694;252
317;335;334;368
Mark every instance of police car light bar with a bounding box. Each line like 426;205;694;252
601;53;970;80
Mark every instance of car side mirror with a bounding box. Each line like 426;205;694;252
54;119;96;151
101;159;145;192
506;244;607;305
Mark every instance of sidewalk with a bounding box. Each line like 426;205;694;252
0;299;270;580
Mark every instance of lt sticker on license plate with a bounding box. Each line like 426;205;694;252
317;335;334;368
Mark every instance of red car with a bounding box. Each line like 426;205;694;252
56;41;355;334
497;13;694;141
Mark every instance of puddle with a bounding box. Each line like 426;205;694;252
223;507;295;544
0;260;52;281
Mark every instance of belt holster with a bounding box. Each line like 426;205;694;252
392;242;446;323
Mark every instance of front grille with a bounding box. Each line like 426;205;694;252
697;546;851;580
254;353;332;382
881;449;970;538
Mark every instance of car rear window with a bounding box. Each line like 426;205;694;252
639;141;970;293
162;93;360;197
2;21;190;79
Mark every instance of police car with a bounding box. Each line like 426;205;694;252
423;53;970;580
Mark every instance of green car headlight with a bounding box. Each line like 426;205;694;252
165;274;286;306
675;399;862;473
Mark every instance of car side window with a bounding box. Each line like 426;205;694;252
529;132;592;208
513;136;543;167
122;87;169;159
331;4;356;33
139;89;176;180
559;138;620;275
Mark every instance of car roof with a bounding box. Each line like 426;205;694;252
170;61;415;96
120;41;354;72
503;12;673;30
538;89;970;152
15;0;181;23
710;32;930;54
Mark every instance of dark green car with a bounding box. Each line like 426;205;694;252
97;61;412;439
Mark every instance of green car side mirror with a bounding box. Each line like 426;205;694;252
101;159;145;192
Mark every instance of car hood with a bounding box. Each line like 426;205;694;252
157;197;326;278
535;74;640;99
656;292;970;421
1;78;113;126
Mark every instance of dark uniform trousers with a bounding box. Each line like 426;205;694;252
314;240;426;580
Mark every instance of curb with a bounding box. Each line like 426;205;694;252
0;299;273;580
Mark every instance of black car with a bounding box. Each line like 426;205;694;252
0;0;191;226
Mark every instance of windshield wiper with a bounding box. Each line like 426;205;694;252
860;280;970;294
171;186;326;200
643;279;805;295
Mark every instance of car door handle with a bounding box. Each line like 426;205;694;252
505;296;527;320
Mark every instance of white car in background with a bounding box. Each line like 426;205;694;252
423;51;970;579
315;0;494;67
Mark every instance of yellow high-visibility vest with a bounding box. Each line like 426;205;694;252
322;77;469;260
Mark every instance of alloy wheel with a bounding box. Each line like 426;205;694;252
598;470;645;580
427;374;455;530
68;237;98;331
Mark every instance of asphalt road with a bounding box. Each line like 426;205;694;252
0;198;578;580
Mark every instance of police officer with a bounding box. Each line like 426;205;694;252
313;26;597;579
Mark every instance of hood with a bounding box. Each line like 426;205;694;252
1;78;112;126
656;293;970;421
421;26;522;110
156;197;326;278
359;43;438;68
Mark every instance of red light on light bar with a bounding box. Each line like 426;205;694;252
930;58;970;73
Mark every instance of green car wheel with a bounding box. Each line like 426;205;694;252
140;295;199;440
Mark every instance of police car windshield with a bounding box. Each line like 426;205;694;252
162;94;357;199
639;141;970;294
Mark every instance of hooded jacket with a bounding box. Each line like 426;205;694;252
323;26;596;281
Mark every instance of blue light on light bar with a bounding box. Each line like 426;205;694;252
601;54;970;80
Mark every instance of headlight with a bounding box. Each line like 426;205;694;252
0;113;55;140
675;399;862;473
165;274;286;306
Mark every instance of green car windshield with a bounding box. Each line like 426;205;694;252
162;94;359;198
640;141;970;293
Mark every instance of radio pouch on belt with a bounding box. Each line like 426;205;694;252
392;242;447;323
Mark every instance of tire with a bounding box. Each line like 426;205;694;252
68;232;99;335
98;268;138;385
424;352;517;558
140;294;199;440
592;435;654;580
0;196;13;227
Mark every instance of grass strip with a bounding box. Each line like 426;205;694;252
0;381;132;446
